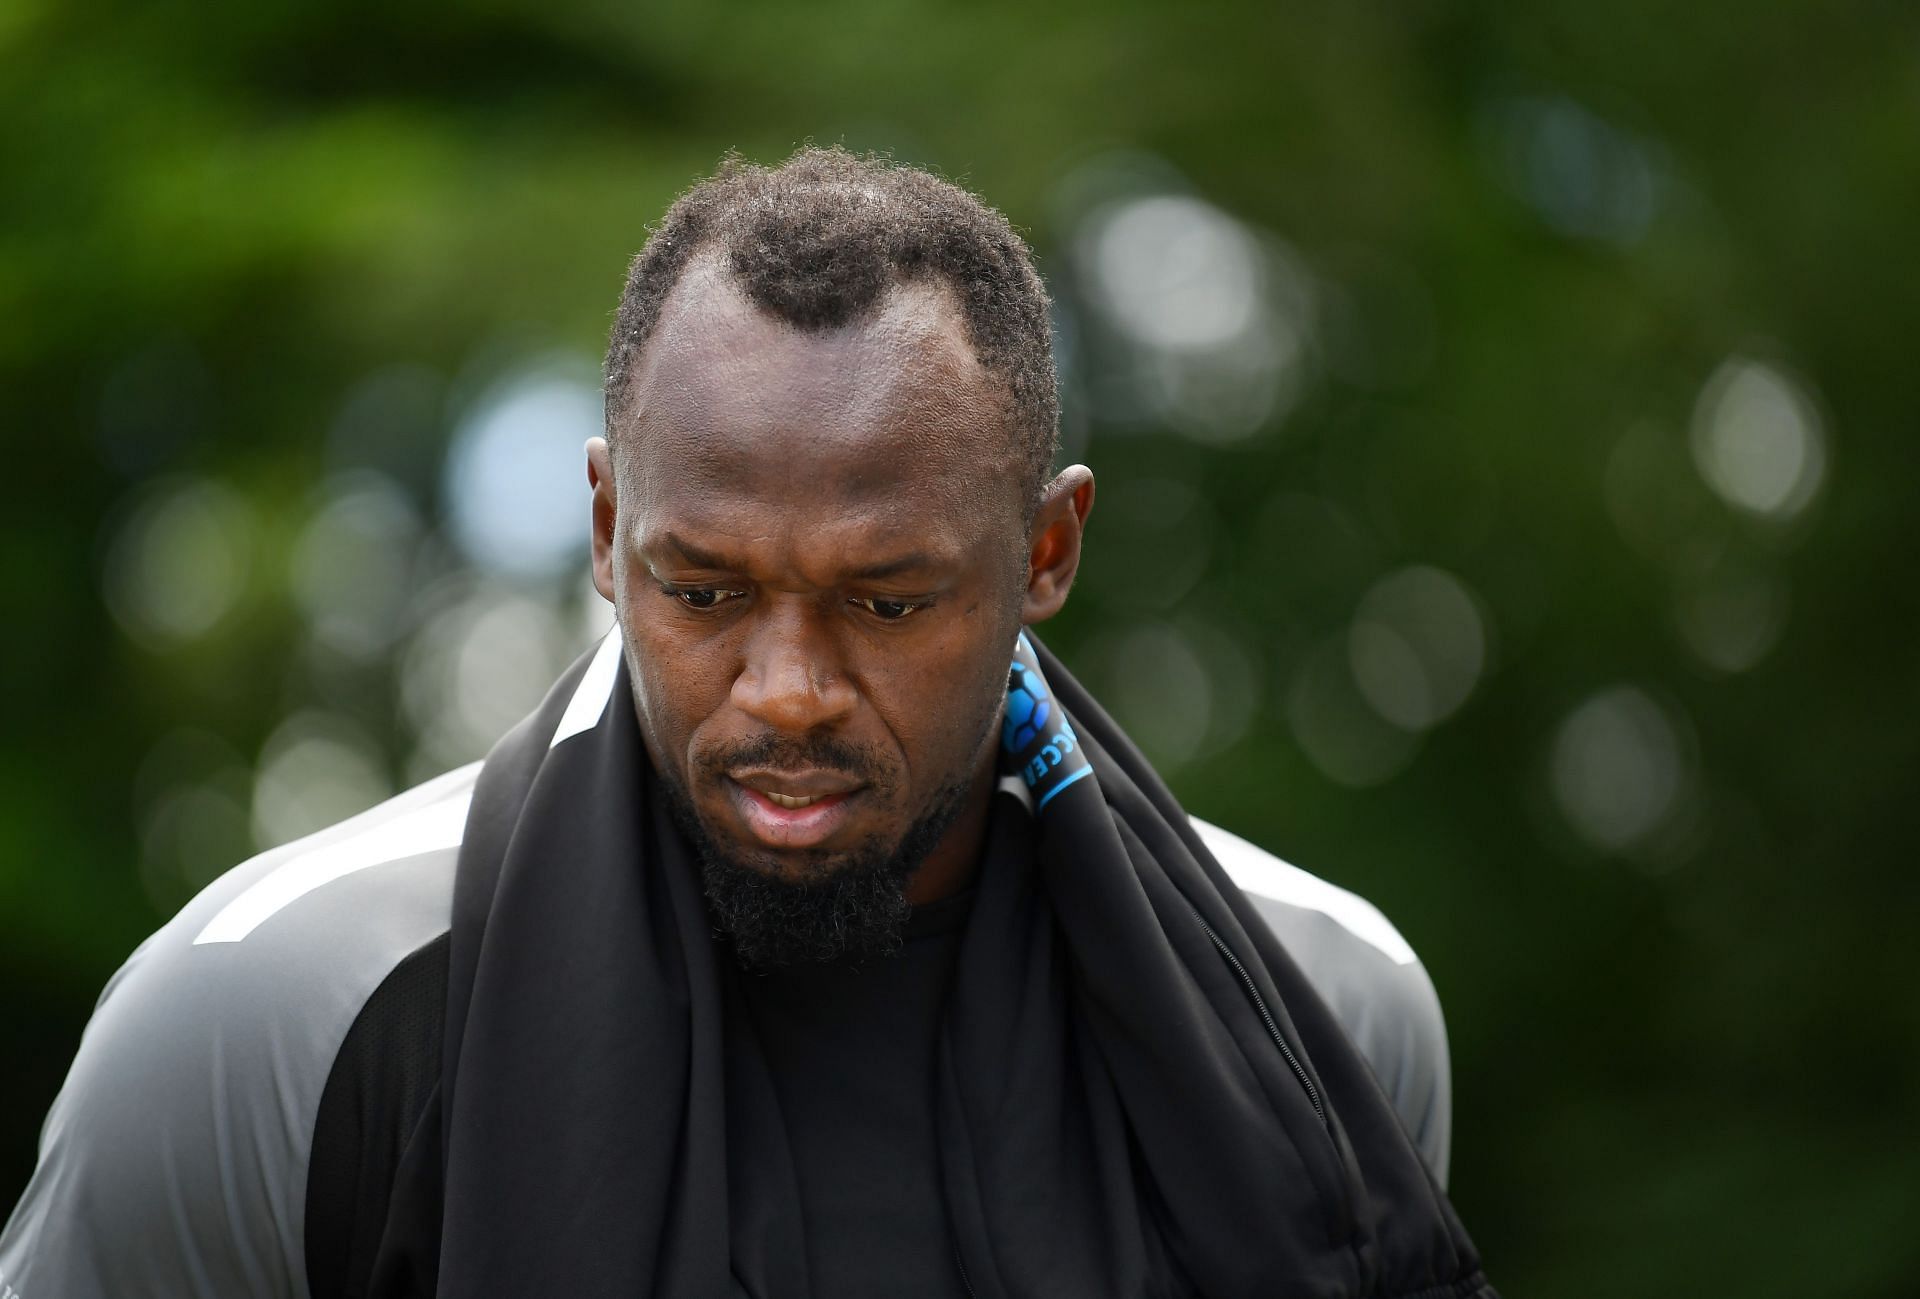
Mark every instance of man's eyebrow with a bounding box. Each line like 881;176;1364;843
843;553;938;582
648;532;942;583
651;531;737;571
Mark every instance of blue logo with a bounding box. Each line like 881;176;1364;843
1002;634;1094;811
1003;661;1053;753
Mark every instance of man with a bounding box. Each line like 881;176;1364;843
2;149;1493;1298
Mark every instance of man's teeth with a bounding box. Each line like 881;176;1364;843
765;791;822;810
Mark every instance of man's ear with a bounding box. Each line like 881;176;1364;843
1022;465;1095;624
587;437;618;605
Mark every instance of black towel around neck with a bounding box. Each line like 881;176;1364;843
373;631;1495;1298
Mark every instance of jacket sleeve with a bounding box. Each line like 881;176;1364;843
0;924;309;1299
1190;816;1453;1186
1;773;469;1299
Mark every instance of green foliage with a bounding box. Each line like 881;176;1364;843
5;1;1917;1289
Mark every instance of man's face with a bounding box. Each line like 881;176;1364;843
592;256;1033;941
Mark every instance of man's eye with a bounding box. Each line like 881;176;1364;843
671;588;742;610
853;597;924;621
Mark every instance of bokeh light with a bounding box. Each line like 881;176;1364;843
1101;622;1215;770
1690;357;1828;522
289;471;425;661
443;354;600;579
1070;176;1312;443
251;710;393;851
1347;565;1489;732
1549;686;1695;854
1287;636;1421;788
400;577;581;777
1673;555;1790;674
1086;194;1265;353
1484;95;1664;245
101;476;256;647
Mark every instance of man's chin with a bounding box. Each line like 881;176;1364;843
696;847;916;971
683;800;971;971
659;764;973;970
667;798;917;970
720;848;866;888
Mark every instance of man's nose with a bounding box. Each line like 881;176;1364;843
730;601;858;733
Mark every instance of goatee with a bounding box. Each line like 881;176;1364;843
659;764;972;972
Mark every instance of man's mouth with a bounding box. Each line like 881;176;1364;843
723;769;867;850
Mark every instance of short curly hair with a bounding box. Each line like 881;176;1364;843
603;147;1060;510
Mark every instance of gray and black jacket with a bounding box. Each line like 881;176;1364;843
2;662;1451;1299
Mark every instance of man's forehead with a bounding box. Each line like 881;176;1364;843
637;507;962;579
614;253;1018;492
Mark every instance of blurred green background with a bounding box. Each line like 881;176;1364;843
5;0;1917;1292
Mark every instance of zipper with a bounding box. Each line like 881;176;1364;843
1190;907;1327;1127
955;1246;978;1297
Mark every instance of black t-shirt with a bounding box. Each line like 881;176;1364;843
730;891;974;1299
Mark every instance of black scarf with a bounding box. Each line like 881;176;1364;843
370;632;1495;1298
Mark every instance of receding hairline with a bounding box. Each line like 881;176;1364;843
601;147;1061;512
612;250;1004;425
606;253;1037;538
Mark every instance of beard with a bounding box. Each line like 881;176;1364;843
656;730;977;972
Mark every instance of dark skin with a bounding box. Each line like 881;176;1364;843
588;254;1095;905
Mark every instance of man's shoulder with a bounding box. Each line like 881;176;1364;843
185;759;477;950
117;756;475;1044
1190;816;1454;1185
0;764;476;1299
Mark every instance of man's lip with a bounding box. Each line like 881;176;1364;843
726;768;866;800
725;779;862;849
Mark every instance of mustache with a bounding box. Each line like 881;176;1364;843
695;732;894;788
